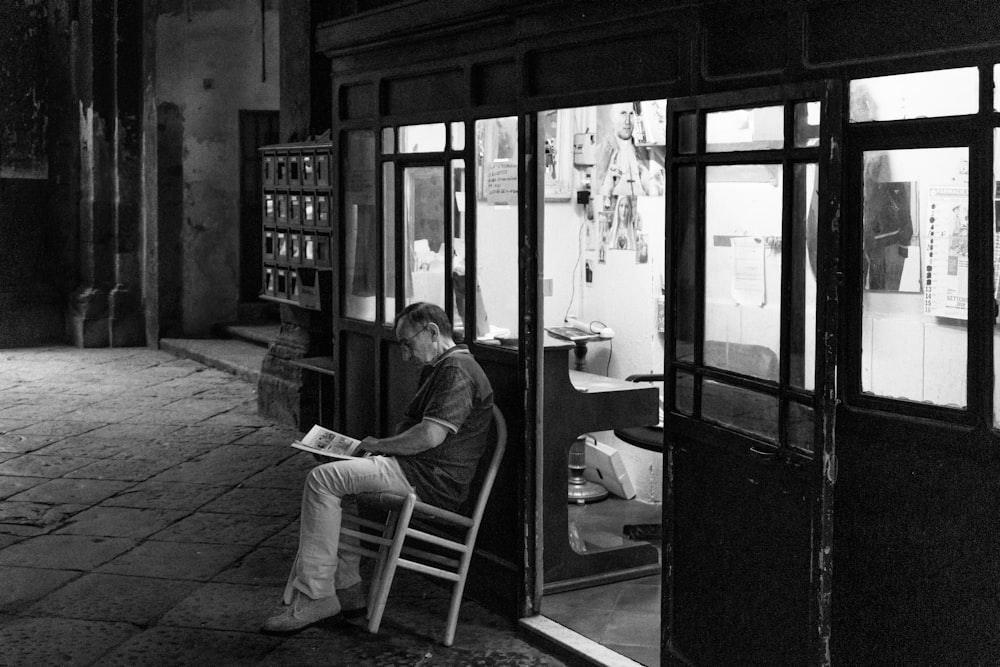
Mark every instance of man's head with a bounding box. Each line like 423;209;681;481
394;302;455;365
609;102;635;141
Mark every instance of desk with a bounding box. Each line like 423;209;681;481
542;344;661;593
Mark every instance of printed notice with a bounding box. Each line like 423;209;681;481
731;237;766;307
486;163;518;206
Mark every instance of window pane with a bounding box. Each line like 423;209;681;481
791;163;818;391
704;165;783;379
450;159;470;335
399;123;446;153
706;106;783;152
677;112;697;155
382;163;396;324
675;370;694;416
451;122;465;151
674;166;697;363
702;381;779;442
405;166;446;311
850;68;978;122
381;127;394;154
475;117;518;340
343;130;376;321
794;101;820;148
995;64;1000;112
862;147;968;407
992;130;1000;427
786;401;814;453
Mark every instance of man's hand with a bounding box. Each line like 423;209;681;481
358;435;380;454
357;420;449;457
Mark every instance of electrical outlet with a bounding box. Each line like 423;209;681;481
542;278;553;296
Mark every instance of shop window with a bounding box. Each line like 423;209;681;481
995;64;1000;112
399;123;446;153
706;106;783;151
404;165;447;309
794;102;821;148
860;147;968;408
849;68;978;122
475;117;519;340
374;121;469;333
993;128;1000;427
450;122;465;151
343;129;377;321
382;163;396;324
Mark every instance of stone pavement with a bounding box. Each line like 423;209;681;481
0;346;571;666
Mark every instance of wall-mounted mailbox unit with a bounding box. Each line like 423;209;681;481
259;139;333;311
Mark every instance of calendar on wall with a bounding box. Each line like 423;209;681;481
924;184;970;320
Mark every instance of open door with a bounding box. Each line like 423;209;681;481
663;81;841;665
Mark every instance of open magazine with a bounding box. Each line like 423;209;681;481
291;425;366;460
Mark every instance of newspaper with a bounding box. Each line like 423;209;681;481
291;425;365;460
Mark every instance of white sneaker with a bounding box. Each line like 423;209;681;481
260;590;342;634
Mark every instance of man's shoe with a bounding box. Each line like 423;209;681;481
338;582;367;618
260;591;342;634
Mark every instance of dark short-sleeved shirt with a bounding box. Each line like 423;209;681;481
395;345;494;511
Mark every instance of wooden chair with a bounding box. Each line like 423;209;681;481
338;405;507;646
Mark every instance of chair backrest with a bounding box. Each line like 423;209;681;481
460;404;507;525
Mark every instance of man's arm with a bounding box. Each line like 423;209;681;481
359;418;450;456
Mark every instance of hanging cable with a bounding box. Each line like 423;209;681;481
563;218;586;322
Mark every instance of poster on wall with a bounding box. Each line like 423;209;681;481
924;184;969;320
592;101;666;205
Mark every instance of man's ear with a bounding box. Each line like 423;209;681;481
427;322;440;338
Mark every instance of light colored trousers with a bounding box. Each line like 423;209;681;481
283;455;416;603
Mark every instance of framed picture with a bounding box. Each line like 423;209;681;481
542;109;574;201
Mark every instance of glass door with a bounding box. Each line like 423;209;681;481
833;66;1000;666
664;82;838;666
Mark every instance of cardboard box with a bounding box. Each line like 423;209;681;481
584;439;635;499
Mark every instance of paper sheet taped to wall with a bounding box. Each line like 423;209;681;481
731;237;766;307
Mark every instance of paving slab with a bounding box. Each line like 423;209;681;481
96;540;251;581
96;626;283;666
159;581;279;632
26;573;200;626
0;475;48;500
53;506;190;539
0;534;137;570
0;501;90;537
0;565;81;611
151;511;289;546
8;478;134;505
211;546;296;587
200;486;303;517
98;480;230;511
0;616;138;667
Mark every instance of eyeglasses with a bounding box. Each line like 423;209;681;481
398;325;429;353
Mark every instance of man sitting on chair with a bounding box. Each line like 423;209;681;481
261;302;495;634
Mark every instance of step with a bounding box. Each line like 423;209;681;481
159;337;268;385
212;321;280;347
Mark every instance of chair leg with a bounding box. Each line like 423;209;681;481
442;553;473;646
367;500;415;635
365;510;397;621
